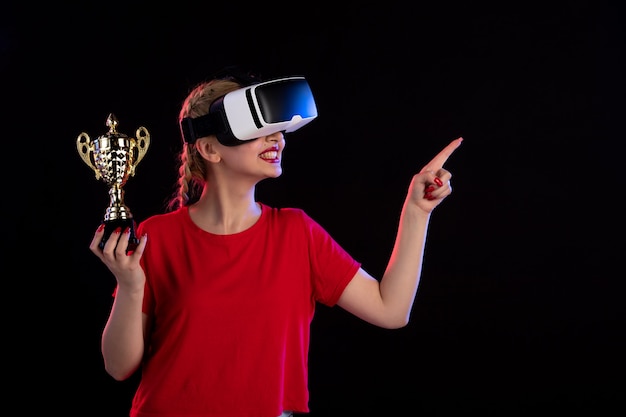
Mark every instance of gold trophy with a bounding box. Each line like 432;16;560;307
77;113;150;251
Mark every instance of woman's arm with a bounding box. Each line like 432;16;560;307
90;226;149;380
337;138;463;328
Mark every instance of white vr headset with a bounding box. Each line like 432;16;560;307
180;76;318;146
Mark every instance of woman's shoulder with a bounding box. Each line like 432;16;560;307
260;204;325;233
261;203;309;221
137;207;187;231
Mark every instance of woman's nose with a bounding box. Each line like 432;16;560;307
266;131;284;142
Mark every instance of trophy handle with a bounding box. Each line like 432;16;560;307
76;132;101;180
135;126;150;167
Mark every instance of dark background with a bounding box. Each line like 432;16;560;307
3;1;624;415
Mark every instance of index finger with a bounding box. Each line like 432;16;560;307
420;137;463;173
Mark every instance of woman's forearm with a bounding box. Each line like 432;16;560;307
101;286;146;381
379;202;431;326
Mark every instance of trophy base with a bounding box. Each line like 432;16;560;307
99;218;140;252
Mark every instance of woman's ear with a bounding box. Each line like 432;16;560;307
195;138;221;163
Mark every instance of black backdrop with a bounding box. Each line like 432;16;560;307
3;1;624;415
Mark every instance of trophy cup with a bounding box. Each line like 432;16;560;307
77;113;150;251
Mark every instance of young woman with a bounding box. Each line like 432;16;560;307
90;71;463;417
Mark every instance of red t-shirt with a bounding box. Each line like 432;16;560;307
129;204;361;417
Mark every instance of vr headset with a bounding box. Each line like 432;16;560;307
180;76;318;146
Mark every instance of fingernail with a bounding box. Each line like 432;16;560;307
114;227;122;234
425;192;434;200
97;224;105;232
434;178;443;187
425;185;435;193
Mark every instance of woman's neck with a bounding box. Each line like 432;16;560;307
188;187;261;235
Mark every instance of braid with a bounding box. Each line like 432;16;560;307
166;144;195;211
